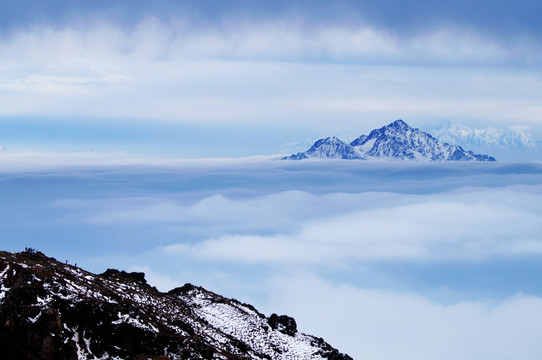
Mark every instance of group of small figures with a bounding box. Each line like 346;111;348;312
23;247;38;254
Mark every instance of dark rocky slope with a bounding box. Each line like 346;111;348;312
0;250;352;360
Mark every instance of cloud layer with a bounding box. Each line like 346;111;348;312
165;194;542;264
266;274;542;360
2;160;542;359
1;18;541;134
48;160;541;265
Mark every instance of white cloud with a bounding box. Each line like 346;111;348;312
41;159;542;265
0;150;170;171
0;19;541;130
0;19;529;69
162;187;542;263
265;274;542;360
0;150;279;171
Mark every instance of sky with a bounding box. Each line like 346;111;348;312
1;0;542;157
2;1;542;359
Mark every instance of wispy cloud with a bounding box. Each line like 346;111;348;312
0;150;170;171
162;188;542;264
0;149;280;171
0;19;541;131
0;19;533;67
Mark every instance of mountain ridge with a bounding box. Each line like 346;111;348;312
0;250;351;360
283;119;496;162
428;122;537;150
287;137;362;160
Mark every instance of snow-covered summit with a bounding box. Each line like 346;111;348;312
354;119;496;161
286;136;363;160
284;119;496;162
429;122;536;150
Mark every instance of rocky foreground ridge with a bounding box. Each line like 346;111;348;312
0;250;351;360
284;119;496;161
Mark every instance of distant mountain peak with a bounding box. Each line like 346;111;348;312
389;118;409;129
426;121;542;161
283;120;496;162
285;136;363;160
429;122;537;149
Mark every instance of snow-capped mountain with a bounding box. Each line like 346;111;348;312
428;122;542;161
428;123;536;150
287;137;363;160
283;120;496;161
353;119;496;161
0;250;351;360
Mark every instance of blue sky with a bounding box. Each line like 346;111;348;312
1;0;542;157
2;2;542;359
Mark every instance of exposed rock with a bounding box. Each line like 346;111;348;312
0;250;352;360
285;137;363;160
284;119;496;162
268;314;297;336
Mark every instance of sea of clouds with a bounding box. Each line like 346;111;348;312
1;158;542;359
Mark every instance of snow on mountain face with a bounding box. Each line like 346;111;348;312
0;250;351;360
286;137;363;160
284;120;496;161
355;120;496;161
428;123;537;150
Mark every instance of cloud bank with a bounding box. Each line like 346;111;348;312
165;196;542;264
267;274;542;360
152;186;542;264
2;160;542;359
